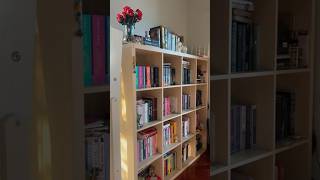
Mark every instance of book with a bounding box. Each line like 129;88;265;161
105;16;110;84
82;14;93;87
92;15;106;85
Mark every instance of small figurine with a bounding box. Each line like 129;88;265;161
146;165;161;180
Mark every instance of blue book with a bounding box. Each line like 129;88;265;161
168;32;172;50
105;16;110;84
82;14;92;87
136;66;139;89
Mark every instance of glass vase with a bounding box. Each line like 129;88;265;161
123;24;135;43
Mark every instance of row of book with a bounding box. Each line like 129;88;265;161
137;128;158;162
164;151;177;176
85;119;109;180
163;97;178;116
231;104;257;154
182;61;192;84
196;90;203;107
182;143;191;162
136;65;160;89
82;14;110;87
182;116;191;138
231;0;259;72
149;26;183;51
276;91;295;142
182;94;191;110
163;121;178;146
136;98;158;129
138;165;161;180
163;63;176;86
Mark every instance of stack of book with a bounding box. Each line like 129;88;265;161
231;0;258;73
136;65;160;89
182;61;191;84
85;119;109;180
182;93;191;110
196;90;203;107
163;97;178;116
164;151;177;176
276;91;295;142
163;63;176;86
82;14;110;86
182;116;190;138
137;128;158;162
163;121;178;146
231;172;254;180
136;98;158;129
182;143;191;162
230;104;257;154
149;26;183;51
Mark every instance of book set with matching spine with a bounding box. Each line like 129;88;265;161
231;0;259;73
136;65;160;89
182;94;191;111
136;98;158;129
163;121;178;146
82;14;110;87
182;143;191;162
149;26;183;51
276;91;296;142
137;128;158;162
182;61;191;84
163;97;178;117
163;63;176;86
182;116;190;138
231;104;257;154
85;118;109;180
164;151;177;177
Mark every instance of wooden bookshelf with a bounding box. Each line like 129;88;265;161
120;43;209;180
210;0;314;179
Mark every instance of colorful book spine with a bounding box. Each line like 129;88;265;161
146;66;151;88
92;15;106;85
82;14;92;87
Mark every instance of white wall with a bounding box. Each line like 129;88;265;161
110;0;210;51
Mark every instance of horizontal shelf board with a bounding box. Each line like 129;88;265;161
196;83;208;86
125;43;209;61
182;156;196;168
182;109;196;115
181;84;197;87
230;148;273;169
83;85;110;94
182;133;195;143
163;85;182;89
163;114;181;122
136;87;162;92
165;169;181;180
211;74;229;81
276;68;310;75
137;153;162;172
210;163;229;176
163;142;181;154
275;138;309;154
137;121;162;132
229;71;274;79
196;105;207;111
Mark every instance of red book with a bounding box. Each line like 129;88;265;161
139;66;143;88
92;15;106;85
146;66;151;88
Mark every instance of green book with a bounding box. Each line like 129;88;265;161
136;66;139;89
82;14;92;87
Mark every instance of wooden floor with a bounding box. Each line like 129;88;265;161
176;150;211;180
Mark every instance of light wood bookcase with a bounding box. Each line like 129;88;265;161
120;43;210;180
211;0;314;179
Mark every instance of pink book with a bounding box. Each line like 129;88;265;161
139;66;143;89
92;15;106;85
146;66;151;88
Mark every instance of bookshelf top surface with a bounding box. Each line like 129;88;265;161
123;43;209;61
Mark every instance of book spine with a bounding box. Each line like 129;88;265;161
92;15;106;85
135;66;139;89
82;14;92;87
139;66;143;89
231;21;237;73
146;66;151;88
105;16;110;84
